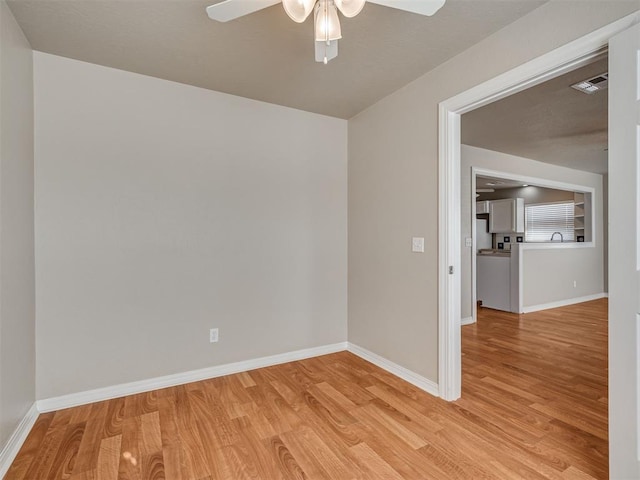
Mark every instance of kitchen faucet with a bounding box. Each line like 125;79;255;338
550;232;564;242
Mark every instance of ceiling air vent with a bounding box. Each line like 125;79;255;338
571;73;608;94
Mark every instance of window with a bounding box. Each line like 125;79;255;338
525;202;575;242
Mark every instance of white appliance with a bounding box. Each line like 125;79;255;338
477;255;511;311
476;219;492;250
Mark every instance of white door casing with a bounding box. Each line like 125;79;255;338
608;22;640;478
439;12;639;403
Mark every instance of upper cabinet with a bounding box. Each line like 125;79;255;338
489;198;525;233
476;201;490;214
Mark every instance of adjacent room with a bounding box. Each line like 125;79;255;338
1;0;639;479
461;57;608;320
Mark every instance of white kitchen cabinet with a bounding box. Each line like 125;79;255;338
476;201;489;214
489;198;525;233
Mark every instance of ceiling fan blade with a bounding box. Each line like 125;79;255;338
366;0;445;16
206;0;281;22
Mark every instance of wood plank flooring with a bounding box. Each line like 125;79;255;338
5;299;608;479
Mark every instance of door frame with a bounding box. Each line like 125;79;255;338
437;11;640;402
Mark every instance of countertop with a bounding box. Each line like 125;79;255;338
477;249;511;257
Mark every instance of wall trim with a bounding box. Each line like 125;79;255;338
37;341;442;415
36;340;444;414
522;292;607;314
461;316;475;326
37;342;348;412
347;342;440;398
0;403;39;479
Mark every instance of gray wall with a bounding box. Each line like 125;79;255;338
608;23;640;478
0;0;35;448
348;0;633;385
34;53;348;399
461;145;604;318
521;248;603;307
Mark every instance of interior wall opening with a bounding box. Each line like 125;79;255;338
457;55;608;413
459;54;608;321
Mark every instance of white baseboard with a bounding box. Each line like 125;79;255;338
38;342;348;412
461;316;475;326
347;342;439;398
0;402;39;479
522;293;607;314
37;340;441;417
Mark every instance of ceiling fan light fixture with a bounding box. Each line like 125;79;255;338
334;0;365;18
206;0;447;63
282;0;315;23
314;0;342;42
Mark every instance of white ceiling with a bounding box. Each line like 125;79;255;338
7;0;546;119
462;57;609;174
476;176;528;190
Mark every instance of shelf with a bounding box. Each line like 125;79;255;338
573;192;588;242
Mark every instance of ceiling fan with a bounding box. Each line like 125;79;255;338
206;0;446;64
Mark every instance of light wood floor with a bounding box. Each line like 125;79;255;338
5;299;608;479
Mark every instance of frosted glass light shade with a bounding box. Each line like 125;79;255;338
282;0;315;22
334;0;365;18
315;39;338;63
314;0;342;42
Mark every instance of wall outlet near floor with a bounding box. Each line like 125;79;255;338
573;280;577;288
209;328;219;343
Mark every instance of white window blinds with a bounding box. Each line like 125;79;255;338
525;202;575;243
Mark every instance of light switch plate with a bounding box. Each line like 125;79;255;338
412;237;425;253
210;328;219;343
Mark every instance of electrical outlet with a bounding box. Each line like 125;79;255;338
209;328;219;343
465;237;473;248
573;280;577;288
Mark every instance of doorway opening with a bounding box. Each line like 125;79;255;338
460;55;607;325
437;13;638;403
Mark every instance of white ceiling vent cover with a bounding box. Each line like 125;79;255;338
571;73;608;94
